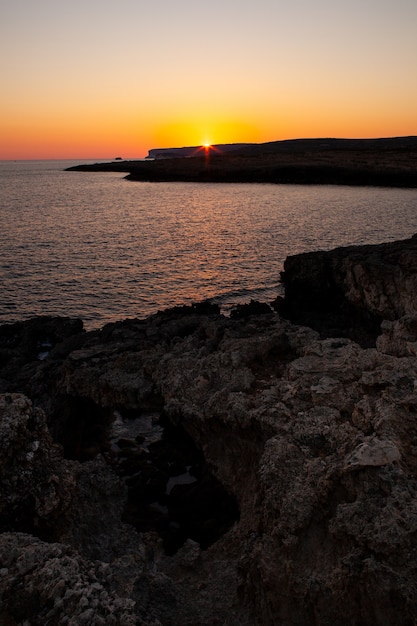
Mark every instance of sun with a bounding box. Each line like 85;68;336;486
203;142;211;148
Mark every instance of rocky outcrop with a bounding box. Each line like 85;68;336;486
278;234;417;346
0;316;84;395
0;393;75;540
2;235;417;624
0;533;139;626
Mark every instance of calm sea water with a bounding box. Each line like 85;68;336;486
1;159;417;330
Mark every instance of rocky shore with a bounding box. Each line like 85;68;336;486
2;235;417;624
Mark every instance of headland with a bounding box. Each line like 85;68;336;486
67;136;417;187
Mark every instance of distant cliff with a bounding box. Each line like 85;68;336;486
147;143;255;159
67;136;417;188
146;136;417;159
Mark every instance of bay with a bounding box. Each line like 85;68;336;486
1;159;417;329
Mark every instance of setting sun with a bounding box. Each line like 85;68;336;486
1;2;417;622
1;1;416;159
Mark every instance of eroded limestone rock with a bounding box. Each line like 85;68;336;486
2;234;417;624
0;533;143;626
279;234;417;345
344;436;401;470
0;393;75;539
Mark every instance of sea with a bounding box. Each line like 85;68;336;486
1;159;417;330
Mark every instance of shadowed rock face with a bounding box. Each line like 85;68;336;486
2;235;417;625
110;409;240;556
0;394;75;540
278;234;417;347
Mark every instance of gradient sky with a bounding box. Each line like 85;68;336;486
1;0;416;159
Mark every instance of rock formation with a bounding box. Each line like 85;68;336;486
1;235;417;624
278;233;417;346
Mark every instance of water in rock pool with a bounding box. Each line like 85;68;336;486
108;409;240;555
1;159;417;329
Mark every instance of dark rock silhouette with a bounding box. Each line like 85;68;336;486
67;136;417;188
147;143;255;159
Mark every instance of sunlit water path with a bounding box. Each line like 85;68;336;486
1;160;417;329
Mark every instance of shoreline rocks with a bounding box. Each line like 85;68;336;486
278;233;417;346
2;235;417;624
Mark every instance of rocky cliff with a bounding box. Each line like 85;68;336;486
1;235;417;625
147;144;255;159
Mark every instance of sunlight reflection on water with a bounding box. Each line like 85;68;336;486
1;160;417;329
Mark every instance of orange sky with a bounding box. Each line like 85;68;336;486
1;0;416;160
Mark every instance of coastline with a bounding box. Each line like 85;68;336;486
66;136;417;188
2;234;417;624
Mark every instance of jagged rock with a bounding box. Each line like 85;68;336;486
0;316;84;394
0;394;173;624
343;436;401;470
0;393;75;539
279;234;417;346
2;236;417;624
376;315;417;356
0;533;144;626
230;299;273;318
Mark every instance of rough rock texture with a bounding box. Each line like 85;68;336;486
0;393;75;540
278;233;417;346
2;236;417;624
0;394;165;625
0;316;84;394
0;533;139;626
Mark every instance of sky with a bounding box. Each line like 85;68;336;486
1;0;416;159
